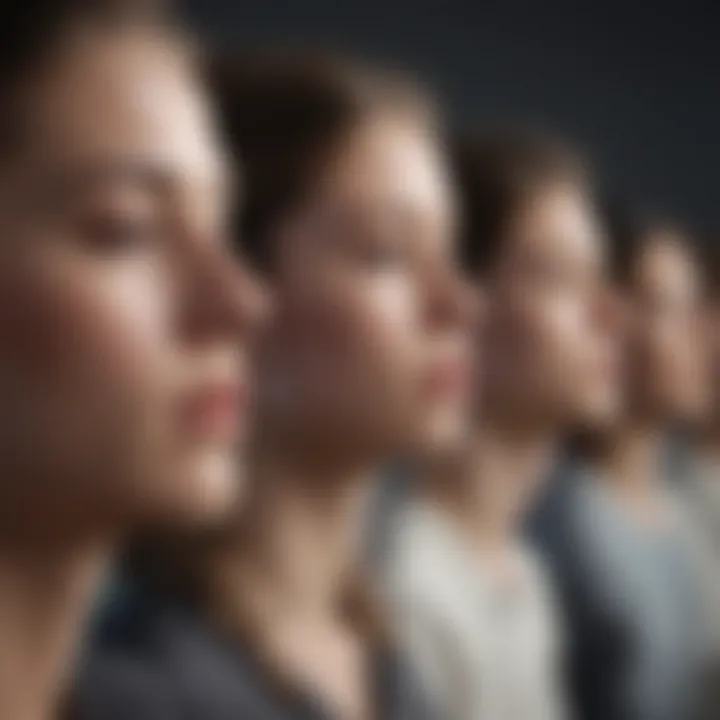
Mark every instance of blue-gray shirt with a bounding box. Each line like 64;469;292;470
528;462;702;720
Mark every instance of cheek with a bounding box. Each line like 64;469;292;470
348;281;421;373
0;260;172;425
499;294;607;414
630;320;692;411
545;296;596;355
0;256;183;519
266;279;421;416
495;296;575;381
652;323;696;389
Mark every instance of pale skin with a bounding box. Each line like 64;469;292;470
0;26;265;720
422;181;620;575
206;113;473;720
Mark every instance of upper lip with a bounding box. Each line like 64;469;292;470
181;378;246;421
427;353;470;391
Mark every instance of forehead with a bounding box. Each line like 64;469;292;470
505;182;602;262
636;235;699;296
5;30;228;200
316;114;455;225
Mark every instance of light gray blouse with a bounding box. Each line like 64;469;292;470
379;501;567;720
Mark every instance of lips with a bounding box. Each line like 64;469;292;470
426;355;470;399
180;381;246;440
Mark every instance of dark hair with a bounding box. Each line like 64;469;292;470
705;240;720;301
0;0;175;156
452;126;589;277
209;50;437;270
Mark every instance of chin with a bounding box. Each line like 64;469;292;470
574;393;622;431
151;452;241;528
417;415;470;457
677;401;712;427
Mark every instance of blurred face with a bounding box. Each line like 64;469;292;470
707;297;720;425
254;113;473;467
481;182;620;432
624;232;709;424
0;29;266;535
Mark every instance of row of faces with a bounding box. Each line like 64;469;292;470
0;30;713;538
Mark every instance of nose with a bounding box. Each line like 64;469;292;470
228;259;273;336
595;283;628;339
183;244;272;343
426;263;482;333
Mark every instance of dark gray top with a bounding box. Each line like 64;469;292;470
527;461;703;720
73;581;435;720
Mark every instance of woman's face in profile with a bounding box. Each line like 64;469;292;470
255;113;474;465
0;30;266;535
481;182;621;431
625;232;709;424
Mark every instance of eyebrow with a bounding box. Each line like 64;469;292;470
34;155;233;212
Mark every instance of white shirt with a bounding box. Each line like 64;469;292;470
679;457;720;666
379;502;567;720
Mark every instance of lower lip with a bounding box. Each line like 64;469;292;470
182;392;244;440
426;365;469;399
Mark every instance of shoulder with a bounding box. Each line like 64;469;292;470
516;543;555;595
379;501;474;614
515;543;567;633
379;502;492;670
74;579;272;720
73;585;185;720
527;463;595;562
377;648;441;720
526;465;616;619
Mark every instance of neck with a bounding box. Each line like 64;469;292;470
424;421;557;555
213;450;375;623
696;421;720;467
0;538;109;720
596;423;664;500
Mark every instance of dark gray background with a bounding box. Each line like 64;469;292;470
182;0;718;239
